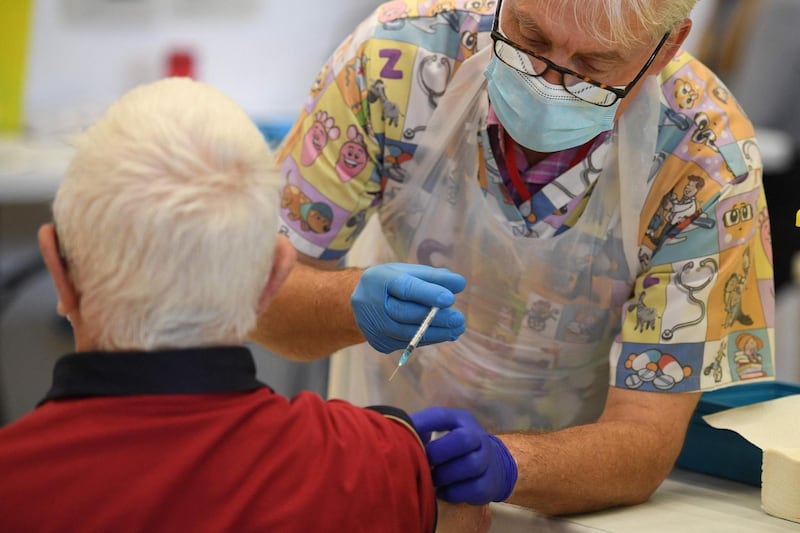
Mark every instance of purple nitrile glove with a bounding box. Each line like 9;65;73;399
351;263;466;353
410;406;518;505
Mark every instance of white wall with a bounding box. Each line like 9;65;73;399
24;0;713;135
23;0;383;134
25;0;709;133
682;0;715;56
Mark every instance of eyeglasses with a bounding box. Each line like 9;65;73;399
490;0;670;107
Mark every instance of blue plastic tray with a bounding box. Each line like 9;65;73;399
675;381;800;486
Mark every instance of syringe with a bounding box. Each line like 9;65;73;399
389;306;440;382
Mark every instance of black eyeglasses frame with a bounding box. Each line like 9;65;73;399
490;0;671;107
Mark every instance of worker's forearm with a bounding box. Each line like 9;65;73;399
499;420;678;516
250;262;366;360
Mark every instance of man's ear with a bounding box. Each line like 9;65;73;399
257;235;297;314
38;224;78;318
650;18;693;74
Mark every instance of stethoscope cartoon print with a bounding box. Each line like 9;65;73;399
661;257;718;340
741;139;760;173
403;54;452;140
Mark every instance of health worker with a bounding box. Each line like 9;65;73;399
254;0;775;515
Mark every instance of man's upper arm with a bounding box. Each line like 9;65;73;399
364;404;439;532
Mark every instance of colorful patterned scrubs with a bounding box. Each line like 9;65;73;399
277;1;775;416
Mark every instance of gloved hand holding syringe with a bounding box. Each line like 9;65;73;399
350;263;466;366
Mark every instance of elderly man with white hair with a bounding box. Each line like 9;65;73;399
0;77;502;533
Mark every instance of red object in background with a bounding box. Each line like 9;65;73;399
166;50;195;78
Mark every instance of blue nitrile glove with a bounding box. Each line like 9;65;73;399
410;406;518;505
351;263;466;353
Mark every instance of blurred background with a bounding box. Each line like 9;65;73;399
1;0;798;425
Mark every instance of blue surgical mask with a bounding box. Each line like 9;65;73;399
484;55;620;152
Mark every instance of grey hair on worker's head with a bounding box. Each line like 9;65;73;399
539;0;697;49
54;77;280;350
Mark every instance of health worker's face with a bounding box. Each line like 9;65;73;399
498;0;682;117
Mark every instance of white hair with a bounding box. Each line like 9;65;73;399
54;77;280;350
538;0;698;48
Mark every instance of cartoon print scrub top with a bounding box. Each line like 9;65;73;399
277;1;775;416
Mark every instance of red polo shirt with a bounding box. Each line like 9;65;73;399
0;347;436;532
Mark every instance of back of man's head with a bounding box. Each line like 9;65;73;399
53;77;280;350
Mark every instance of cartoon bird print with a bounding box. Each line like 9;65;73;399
723;248;753;328
703;339;727;383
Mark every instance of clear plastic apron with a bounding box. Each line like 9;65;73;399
329;46;661;432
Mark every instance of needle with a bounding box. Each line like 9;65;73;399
389;306;440;382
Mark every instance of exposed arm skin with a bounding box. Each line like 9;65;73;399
435;502;491;533
250;254;366;361
498;387;701;516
